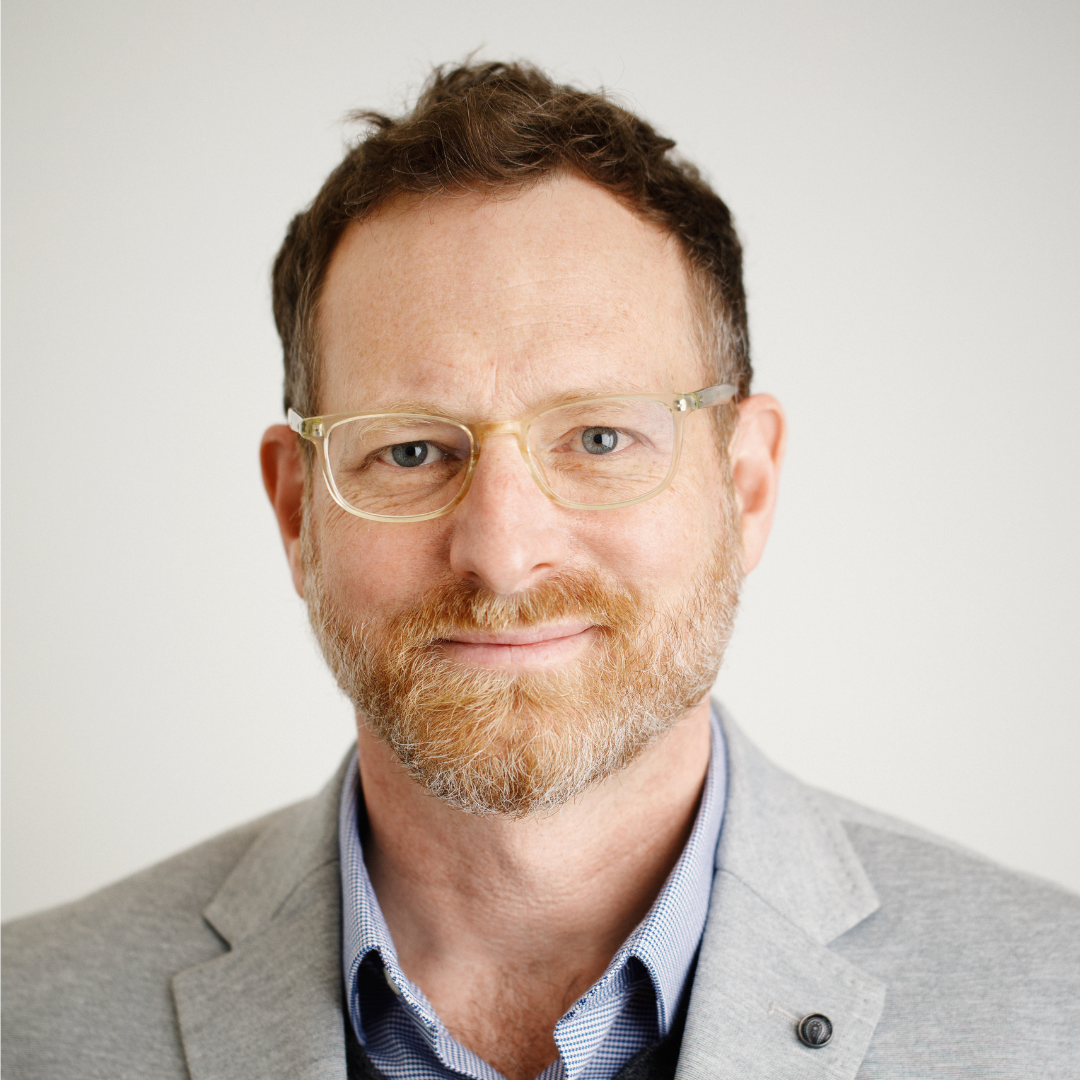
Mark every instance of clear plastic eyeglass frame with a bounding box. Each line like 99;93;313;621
287;383;738;523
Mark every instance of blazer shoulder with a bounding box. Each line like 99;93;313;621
809;788;1080;1075
1;799;311;1080
3;802;300;951
818;784;1080;915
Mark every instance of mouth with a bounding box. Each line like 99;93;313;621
435;622;596;669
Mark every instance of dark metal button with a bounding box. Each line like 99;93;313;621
797;1013;833;1048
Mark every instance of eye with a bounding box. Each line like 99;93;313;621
383;441;447;467
581;427;620;455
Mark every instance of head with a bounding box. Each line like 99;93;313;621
261;61;785;817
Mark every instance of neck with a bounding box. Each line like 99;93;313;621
354;696;713;1080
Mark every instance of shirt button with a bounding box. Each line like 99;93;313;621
797;1014;833;1047
384;967;402;995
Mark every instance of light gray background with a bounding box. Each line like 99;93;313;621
3;0;1078;920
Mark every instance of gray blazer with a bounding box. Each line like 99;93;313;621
4;712;1079;1079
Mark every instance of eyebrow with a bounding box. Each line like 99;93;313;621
333;384;665;419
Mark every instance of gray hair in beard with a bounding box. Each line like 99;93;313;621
301;487;743;818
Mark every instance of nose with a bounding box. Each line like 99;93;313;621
448;434;568;595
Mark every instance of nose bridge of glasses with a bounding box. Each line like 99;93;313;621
472;419;525;440
470;420;532;460
468;421;538;490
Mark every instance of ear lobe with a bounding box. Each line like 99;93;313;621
729;394;786;574
260;424;307;597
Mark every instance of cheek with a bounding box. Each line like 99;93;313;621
571;484;724;598
603;438;728;594
311;493;452;615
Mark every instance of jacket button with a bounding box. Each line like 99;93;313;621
797;1014;833;1047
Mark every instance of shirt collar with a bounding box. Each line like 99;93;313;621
339;705;726;1067
339;764;444;1045
553;707;726;1039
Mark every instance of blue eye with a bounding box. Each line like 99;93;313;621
391;442;429;467
582;427;618;454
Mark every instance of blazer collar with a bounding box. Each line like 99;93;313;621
172;752;353;1080
676;706;886;1080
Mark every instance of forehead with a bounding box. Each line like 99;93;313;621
316;173;704;417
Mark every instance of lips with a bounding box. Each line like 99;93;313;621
439;621;594;647
435;623;596;668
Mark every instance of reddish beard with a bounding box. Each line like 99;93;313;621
303;514;742;817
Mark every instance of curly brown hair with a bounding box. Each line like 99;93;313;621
272;60;751;417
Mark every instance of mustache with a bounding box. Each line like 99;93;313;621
380;569;645;649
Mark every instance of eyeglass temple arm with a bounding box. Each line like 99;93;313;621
288;408;324;439
678;384;739;412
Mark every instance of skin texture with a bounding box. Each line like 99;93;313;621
261;175;785;1080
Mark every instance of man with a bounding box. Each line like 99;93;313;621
4;60;1078;1080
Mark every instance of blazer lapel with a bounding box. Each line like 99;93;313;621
676;710;886;1079
172;754;353;1080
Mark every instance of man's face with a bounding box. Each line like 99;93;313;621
302;174;743;815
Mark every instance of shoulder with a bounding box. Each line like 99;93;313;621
1;801;305;1080
2;805;290;957
820;786;1080;932
815;789;1080;1073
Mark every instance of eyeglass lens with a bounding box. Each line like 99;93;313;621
527;399;675;506
324;399;677;517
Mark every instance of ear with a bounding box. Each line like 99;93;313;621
729;394;787;573
260;425;307;597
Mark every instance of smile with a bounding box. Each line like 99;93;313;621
436;623;596;669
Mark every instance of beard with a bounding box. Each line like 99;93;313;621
302;491;743;818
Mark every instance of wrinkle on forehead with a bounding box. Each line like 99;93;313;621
316;174;703;419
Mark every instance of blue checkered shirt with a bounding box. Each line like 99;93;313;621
339;708;726;1080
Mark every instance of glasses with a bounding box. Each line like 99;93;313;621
288;383;737;523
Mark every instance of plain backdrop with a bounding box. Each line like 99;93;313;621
3;0;1078;920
